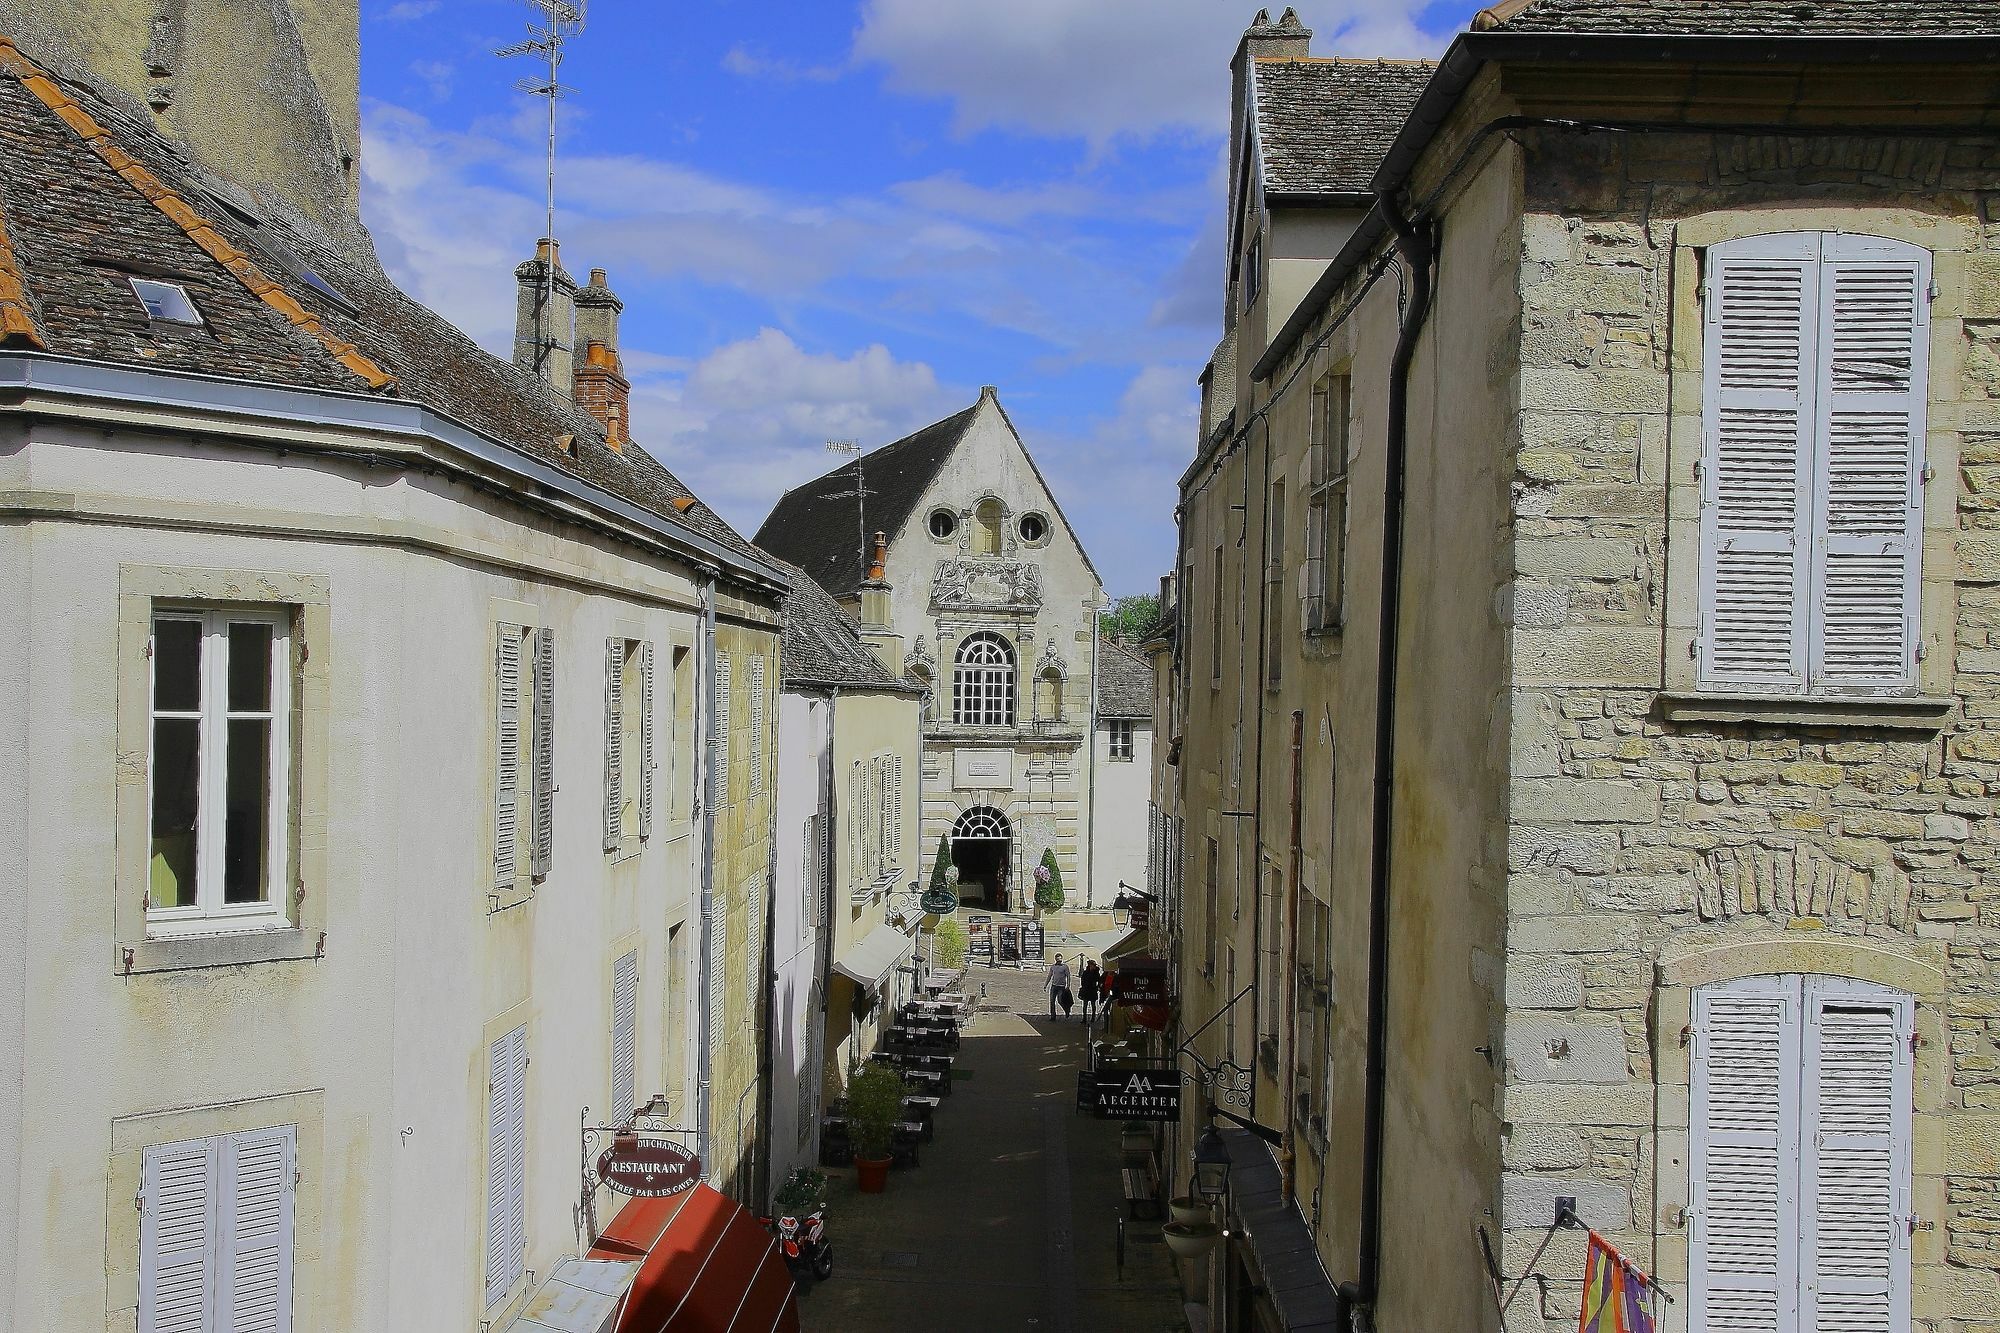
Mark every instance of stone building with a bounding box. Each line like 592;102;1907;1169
0;9;793;1330
1168;3;2000;1331
756;388;1114;909
1093;639;1158;903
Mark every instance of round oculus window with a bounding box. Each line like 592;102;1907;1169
929;508;957;540
1018;512;1048;544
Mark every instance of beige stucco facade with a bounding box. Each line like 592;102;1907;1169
1171;39;2000;1333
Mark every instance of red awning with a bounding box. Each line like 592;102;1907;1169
587;1184;800;1333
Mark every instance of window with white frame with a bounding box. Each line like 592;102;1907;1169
1108;719;1134;761
952;633;1015;726
495;623;554;896
1698;232;1930;695
1306;374;1350;633
139;1125;296;1333
148;608;291;931
1688;974;1913;1332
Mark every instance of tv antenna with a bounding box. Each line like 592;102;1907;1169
498;0;586;376
825;439;870;575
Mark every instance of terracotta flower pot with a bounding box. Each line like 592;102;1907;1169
1169;1196;1212;1227
1162;1220;1221;1260
854;1154;892;1194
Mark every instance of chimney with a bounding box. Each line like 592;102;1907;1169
1229;8;1312;225
572;267;631;450
513;239;578;398
857;531;905;675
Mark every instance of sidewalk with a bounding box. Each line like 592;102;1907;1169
798;961;1185;1331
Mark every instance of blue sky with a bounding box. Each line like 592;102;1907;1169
359;0;1486;594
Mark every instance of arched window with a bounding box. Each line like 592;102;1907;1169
1035;667;1062;721
972;499;1004;556
953;633;1015;726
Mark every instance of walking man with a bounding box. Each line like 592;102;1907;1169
1046;955;1073;1020
1079;958;1103;1022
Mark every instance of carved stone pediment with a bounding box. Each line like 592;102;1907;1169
932;559;1042;611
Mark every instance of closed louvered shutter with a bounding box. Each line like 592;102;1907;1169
604;639;624;851
1690;976;1801;1333
1800;980;1912;1333
799;982;823;1148
804;814;824;928
495;625;523;889
220;1126;295;1333
747;877;764;1019
140;1137;214;1332
638;642;656;838
705;898;725;1035
532;632;555;878
884;756;902;878
1700;235;1817;690
485;1027;528;1307
713;653;731;810
612;950;639;1120
749;658;766;800
1812;236;1928;690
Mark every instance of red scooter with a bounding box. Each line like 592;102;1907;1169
762;1206;834;1283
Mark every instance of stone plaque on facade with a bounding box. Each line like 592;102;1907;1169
953;749;1014;790
931;559;1042;611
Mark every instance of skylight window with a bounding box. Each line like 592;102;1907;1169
299;268;351;310
130;278;202;325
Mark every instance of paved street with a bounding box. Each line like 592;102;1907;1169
800;961;1186;1332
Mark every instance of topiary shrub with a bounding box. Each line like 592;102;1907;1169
928;834;954;895
1034;849;1065;914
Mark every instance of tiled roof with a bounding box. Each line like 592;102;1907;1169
1476;0;2000;35
774;560;918;693
754;401;980;597
1098;641;1155;720
0;35;770;574
1251;58;1435;198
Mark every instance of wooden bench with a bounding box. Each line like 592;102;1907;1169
1121;1155;1161;1220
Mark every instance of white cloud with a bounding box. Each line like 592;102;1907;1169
721;45;846;83
381;0;440;21
853;0;1446;146
409;59;454;102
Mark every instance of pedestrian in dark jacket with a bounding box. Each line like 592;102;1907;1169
1079;959;1104;1020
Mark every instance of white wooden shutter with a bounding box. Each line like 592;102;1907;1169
638;642;656;838
1811;236;1928;691
749;657;766;800
1800;979;1912;1333
495;625;523;889
484;1026;527;1307
1690;975;1802;1333
848;766;862;883
532;631;555;879
706;899;726;1031
804;814;824;928
747;878;764;1018
604;639;624;851
612;950;639;1120
886;756;903;879
713;652;731;810
1700;234;1818;691
141;1137;215;1333
799;982;823;1148
220;1125;295;1333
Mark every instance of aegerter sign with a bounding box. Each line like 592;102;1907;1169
1090;1067;1181;1121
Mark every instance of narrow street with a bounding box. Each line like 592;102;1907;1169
800;961;1187;1332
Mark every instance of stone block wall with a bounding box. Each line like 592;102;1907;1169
1495;128;2000;1332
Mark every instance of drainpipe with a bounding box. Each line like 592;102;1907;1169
696;574;718;1181
1343;192;1436;1322
1086;601;1101;908
754;629;783;1208
1279;709;1304;1203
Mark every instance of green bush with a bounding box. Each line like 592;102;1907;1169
773;1167;827;1213
1034;848;1065;913
845;1062;905;1160
931;918;967;969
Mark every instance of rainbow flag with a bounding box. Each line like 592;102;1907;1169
1579;1231;1657;1333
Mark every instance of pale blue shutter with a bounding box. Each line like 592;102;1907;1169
604;639;624;852
612;950;639;1120
1811;236;1928;691
1699;234;1818;691
1690;976;1802;1333
140;1137;214;1333
220;1125;295;1333
495;626;523;889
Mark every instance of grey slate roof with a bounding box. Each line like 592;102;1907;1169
1480;0;2000;35
0;41;770;574
1251;59;1436;198
754;401;980;597
1098;641;1155;720
774;561;919;693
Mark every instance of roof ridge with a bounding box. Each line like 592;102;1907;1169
0;194;45;350
1254;55;1438;66
0;36;396;393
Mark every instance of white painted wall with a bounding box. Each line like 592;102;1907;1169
1090;720;1153;903
768;691;828;1196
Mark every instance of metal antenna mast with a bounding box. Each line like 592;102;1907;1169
498;0;586;376
825;440;869;574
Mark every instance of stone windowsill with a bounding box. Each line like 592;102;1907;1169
119;925;322;975
1658;691;1954;731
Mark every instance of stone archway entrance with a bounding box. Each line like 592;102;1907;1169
950;806;1012;911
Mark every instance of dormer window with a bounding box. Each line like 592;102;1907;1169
130;278;202;325
1243;232;1263;308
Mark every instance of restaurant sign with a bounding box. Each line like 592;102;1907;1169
1090;1067;1181;1121
597;1135;702;1198
1113;958;1171;1007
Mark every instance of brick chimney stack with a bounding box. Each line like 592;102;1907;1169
858;531;904;675
513;238;577;398
572;267;631;450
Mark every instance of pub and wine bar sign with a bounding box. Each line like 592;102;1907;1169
1089;1067;1181;1121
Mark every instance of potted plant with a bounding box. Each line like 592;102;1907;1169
1163;1219;1221;1260
773;1167;827;1216
1033;850;1064;919
1169;1196;1212;1226
845;1062;904;1194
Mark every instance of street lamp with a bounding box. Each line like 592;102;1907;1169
1191;1122;1232;1200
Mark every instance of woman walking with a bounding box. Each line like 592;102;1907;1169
1079;958;1103;1022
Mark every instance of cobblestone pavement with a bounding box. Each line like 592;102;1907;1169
799;960;1186;1332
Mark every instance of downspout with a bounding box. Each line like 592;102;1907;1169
1246;409;1275;1112
695;574;718;1181
1344;192;1436;1321
1086;602;1101;907
1279;709;1303;1203
754;630;782;1208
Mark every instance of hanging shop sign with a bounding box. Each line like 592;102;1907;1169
597;1135;702;1198
1089;1067;1182;1121
921;886;960;915
1114;958;1171;1007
